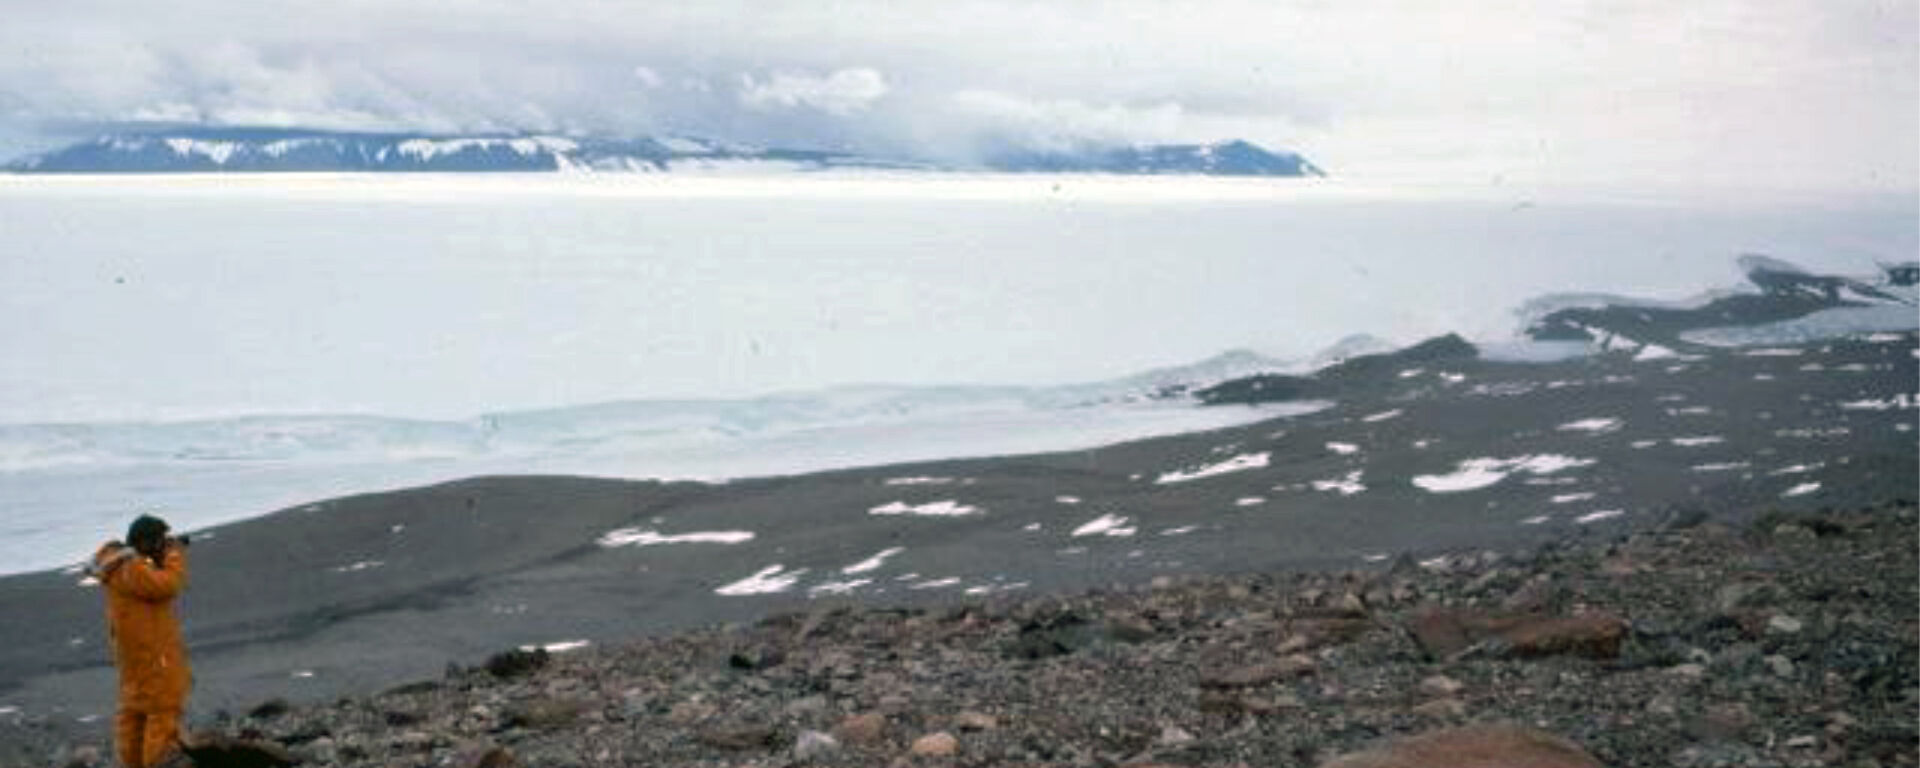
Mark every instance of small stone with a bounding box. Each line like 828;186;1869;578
834;713;888;745
953;711;997;732
793;730;841;763
1645;694;1679;717
1669;663;1707;679
697;724;777;751
1765;654;1796;677
911;731;959;757
1157;725;1197;745
1767;614;1804;634
1418;675;1464;698
1411;698;1467;719
453;745;516;768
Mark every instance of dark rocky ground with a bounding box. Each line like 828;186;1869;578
28;501;1918;767
0;266;1911;766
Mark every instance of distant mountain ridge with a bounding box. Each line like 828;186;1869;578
4;127;1323;176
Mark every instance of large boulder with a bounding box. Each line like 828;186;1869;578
1319;724;1605;768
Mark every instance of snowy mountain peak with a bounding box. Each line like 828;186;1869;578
5;127;1323;177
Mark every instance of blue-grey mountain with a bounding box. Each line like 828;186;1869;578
3;127;1322;176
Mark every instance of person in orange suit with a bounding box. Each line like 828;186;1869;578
90;514;191;768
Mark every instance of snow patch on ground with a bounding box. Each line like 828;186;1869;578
809;578;872;596
1838;394;1917;410
330;560;384;574
869;500;981;517
716;565;807;596
1782;482;1822;498
597;529;755;548
841;547;905;575
1326;442;1361;455
1558;418;1622;434
520;640;591;654
1692;462;1751;472
1412;455;1596;493
1361;409;1403;423
1576;509;1625;524
1671;436;1726;447
1235;497;1267;507
885;476;956;486
1550;492;1596;504
1055;496;1081;505
1072;514;1137;537
1160;525;1199;536
1311;470;1367;496
1155;452;1270;484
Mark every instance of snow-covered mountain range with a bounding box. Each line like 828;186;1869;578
3;127;1323;176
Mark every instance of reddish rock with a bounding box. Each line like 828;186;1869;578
1200;654;1317;688
833;712;888;745
1500;614;1629;659
1318;724;1606;768
910;731;959;757
1406;608;1628;660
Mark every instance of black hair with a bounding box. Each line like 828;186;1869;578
127;514;169;547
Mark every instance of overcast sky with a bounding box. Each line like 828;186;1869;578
0;0;1913;191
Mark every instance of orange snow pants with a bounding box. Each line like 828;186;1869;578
115;708;182;768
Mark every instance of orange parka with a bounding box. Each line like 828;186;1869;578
92;543;191;713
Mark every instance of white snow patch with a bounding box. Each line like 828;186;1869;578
1670;436;1725;447
291;670;315;679
1558;418;1622;434
1692;462;1751;472
521;640;591;654
841;547;905;575
909;577;962;590
716;565;806;596
1399;368;1425;379
1311;470;1367;496
1667;406;1713;416
1863;332;1908;342
1235;497;1267;507
964;581;1029;596
1520;515;1552;525
1439;372;1467;384
1362;553;1391;562
598;529;754;548
1550;492;1596;504
1361;409;1403;423
1769;463;1822;476
1055;495;1081;505
1839;394;1918;410
0;706;18;716
1782;482;1822;498
1576;509;1625;524
1072;514;1137;537
1160;525;1199;536
809;578;872;596
1753;373;1775;381
330;560;384;574
1412;455;1595;493
1744;348;1804;357
884;476;955;485
1022;522;1043;532
1155;452;1269;484
1633;343;1679;360
1325;442;1361;455
869;500;981;517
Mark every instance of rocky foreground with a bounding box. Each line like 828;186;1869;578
34;500;1913;768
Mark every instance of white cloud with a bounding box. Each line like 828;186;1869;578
0;0;1909;191
738;68;889;116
